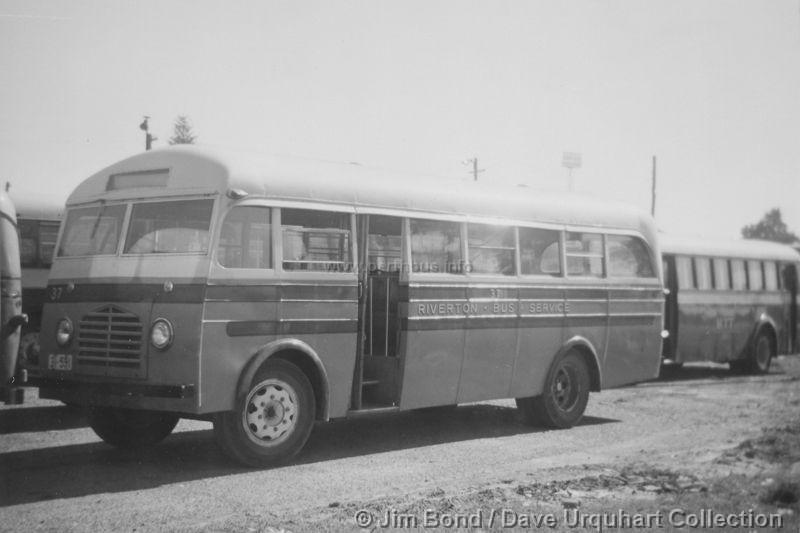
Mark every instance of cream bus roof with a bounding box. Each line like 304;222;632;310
660;233;800;262
68;145;655;233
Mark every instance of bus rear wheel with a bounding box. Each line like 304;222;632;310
731;331;773;375
214;359;315;467
88;407;179;448
516;351;590;429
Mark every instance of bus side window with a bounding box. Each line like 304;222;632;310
565;232;604;277
519;227;561;276
18;219;38;267
694;257;712;290
764;261;778;291
410;219;463;274
747;260;763;291
713;258;730;290
367;215;402;272
218;206;272;269
606;235;655;278
676;256;693;289
467;223;515;276
281;209;352;272
731;259;747;290
39;221;59;267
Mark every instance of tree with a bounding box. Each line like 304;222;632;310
741;208;798;244
168;115;196;145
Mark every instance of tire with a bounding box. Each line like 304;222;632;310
88;407;179;448
17;331;40;368
214;359;315;467
516;350;590;429
730;331;773;375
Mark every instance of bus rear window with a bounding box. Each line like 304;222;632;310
607;235;655;278
124;199;214;254
58;204;127;257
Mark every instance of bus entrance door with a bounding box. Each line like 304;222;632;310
662;255;679;360
351;215;402;410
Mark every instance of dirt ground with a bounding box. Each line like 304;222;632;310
1;357;799;532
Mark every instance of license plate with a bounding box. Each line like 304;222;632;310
48;354;73;371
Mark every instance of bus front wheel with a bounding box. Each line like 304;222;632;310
88;407;179;448
214;359;315;467
516;351;590;429
731;331;773;375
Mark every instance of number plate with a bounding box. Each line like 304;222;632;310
48;354;73;371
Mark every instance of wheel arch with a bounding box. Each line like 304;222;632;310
558;335;602;392
753;314;778;354
238;338;330;421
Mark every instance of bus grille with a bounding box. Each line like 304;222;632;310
77;305;145;377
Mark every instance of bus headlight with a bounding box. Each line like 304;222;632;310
56;318;73;346
150;318;173;350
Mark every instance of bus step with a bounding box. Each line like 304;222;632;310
347;404;399;417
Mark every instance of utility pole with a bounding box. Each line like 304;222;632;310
651;155;657;217
462;157;484;181
139;116;157;151
561;152;582;192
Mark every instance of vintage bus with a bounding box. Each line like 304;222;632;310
661;235;800;373
11;193;63;368
1;189;26;403
35;146;664;466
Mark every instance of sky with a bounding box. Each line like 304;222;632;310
1;0;799;239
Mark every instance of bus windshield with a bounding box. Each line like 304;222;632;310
58;199;214;257
124;199;213;254
58;204;126;257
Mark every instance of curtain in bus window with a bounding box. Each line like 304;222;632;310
410;219;462;274
607;235;655;278
747;260;763;290
467;223;515;275
731;260;747;290
367;215;402;272
58;204;127;257
124;199;213;254
713;258;730;290
764;261;778;291
281;209;352;272
676;256;694;289
694;257;712;290
565;232;603;277
218;206;271;269
519;227;561;275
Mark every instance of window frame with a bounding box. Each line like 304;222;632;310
465;222;517;277
279;206;355;274
605;233;657;280
215;204;274;271
563;230;606;279
517;225;564;278
408;216;466;277
57;201;130;258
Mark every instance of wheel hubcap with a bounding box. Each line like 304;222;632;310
243;379;298;446
553;365;579;411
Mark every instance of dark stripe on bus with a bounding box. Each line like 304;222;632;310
49;283;357;304
402;316;566;331
226;319;358;337
47;283;207;303
607;289;663;299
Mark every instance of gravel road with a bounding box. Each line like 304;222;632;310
1;358;798;532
